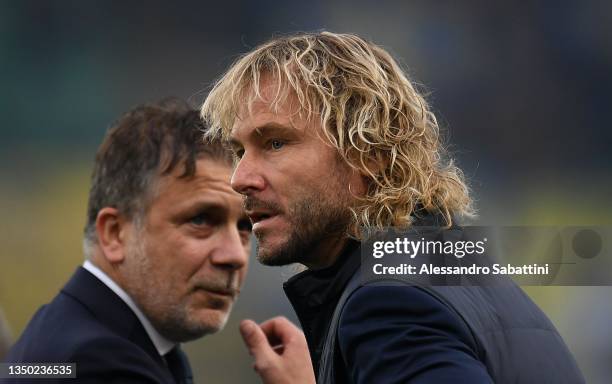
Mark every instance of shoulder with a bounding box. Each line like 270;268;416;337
338;284;478;351
68;335;167;383
9;293;111;356
7;293;163;371
7;335;168;383
340;284;469;331
337;285;491;383
8;307;166;383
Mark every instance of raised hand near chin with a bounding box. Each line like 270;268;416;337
240;316;316;384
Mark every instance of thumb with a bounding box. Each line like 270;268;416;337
240;319;275;360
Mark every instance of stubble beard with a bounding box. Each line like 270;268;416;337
121;230;227;343
253;185;354;267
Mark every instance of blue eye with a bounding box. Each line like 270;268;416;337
190;214;210;226
270;139;284;150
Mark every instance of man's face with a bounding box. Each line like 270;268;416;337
119;158;251;342
229;79;364;267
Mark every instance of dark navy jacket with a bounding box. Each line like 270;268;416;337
3;267;180;383
284;240;585;384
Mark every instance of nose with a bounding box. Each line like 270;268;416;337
231;155;265;195
209;226;249;272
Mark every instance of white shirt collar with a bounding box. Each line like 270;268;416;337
82;260;176;356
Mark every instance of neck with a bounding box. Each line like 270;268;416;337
302;236;349;270
89;252;125;289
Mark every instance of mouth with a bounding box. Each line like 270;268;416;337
244;197;285;232
246;209;280;228
206;288;235;297
192;288;234;311
193;286;238;299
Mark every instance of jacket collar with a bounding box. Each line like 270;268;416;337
283;239;361;373
283;239;360;309
61;267;165;365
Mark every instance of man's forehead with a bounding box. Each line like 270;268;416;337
150;159;244;212
231;77;305;127
156;158;232;192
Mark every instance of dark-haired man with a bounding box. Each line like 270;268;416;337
4;99;251;383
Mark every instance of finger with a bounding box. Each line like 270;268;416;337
260;316;303;345
239;319;276;359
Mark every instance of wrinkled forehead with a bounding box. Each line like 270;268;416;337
151;157;240;206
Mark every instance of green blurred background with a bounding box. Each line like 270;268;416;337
1;1;611;382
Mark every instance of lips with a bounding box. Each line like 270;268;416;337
194;289;233;310
247;210;278;224
203;289;236;299
247;211;284;233
202;288;236;297
244;198;284;231
193;283;239;298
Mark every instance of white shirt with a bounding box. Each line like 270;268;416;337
82;260;175;356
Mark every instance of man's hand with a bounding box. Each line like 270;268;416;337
239;317;315;384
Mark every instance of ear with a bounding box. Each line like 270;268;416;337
95;207;130;264
348;167;368;198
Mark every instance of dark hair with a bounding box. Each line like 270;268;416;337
84;98;231;246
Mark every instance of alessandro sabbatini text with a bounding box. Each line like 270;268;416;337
360;226;611;286
372;263;550;276
371;235;548;276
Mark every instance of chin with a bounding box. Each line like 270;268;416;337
255;241;278;263
256;243;297;266
195;308;231;333
254;230;279;246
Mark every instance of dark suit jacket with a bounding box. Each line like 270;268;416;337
334;282;584;383
286;239;584;383
286;256;494;383
3;267;178;383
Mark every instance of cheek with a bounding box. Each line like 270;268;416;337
149;233;208;275
236;266;249;291
268;169;310;209
178;239;212;272
242;242;251;262
236;245;250;283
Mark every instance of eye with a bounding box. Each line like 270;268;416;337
270;139;285;150
189;213;212;226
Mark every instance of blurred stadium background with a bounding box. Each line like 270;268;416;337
1;1;611;382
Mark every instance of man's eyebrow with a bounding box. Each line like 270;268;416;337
183;200;230;216
253;122;297;136
230;122;298;146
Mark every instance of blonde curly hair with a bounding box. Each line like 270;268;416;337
201;31;474;235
